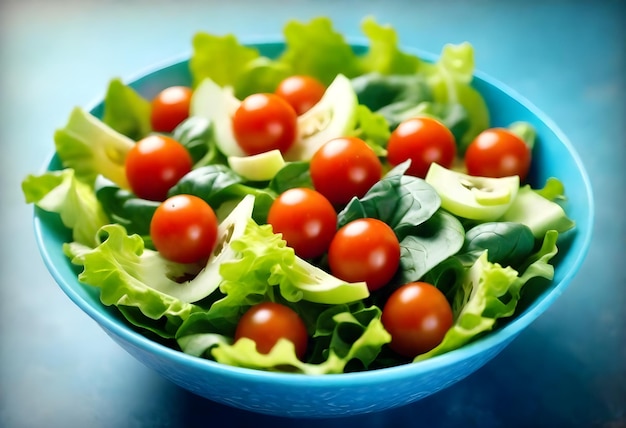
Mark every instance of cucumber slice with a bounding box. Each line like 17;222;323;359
500;186;575;238
190;78;246;157
283;74;359;161
294;256;370;304
228;149;286;182
425;163;519;221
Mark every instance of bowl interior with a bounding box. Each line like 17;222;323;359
33;41;594;417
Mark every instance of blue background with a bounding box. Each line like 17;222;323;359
1;1;624;427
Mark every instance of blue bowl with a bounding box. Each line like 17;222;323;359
32;42;594;418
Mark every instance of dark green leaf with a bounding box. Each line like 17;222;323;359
397;210;465;284
268;161;312;194
337;163;441;241
462;221;536;268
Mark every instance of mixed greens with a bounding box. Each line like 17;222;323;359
22;17;575;374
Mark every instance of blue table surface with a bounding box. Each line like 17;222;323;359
1;1;624;427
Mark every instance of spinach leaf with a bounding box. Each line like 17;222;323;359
94;176;159;242
172;117;226;167
460;221;536;269
168;164;276;224
268;161;312;194
168;164;245;205
396;210;465;285
337;162;441;241
351;72;432;115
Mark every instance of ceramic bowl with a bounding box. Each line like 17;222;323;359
33;42;594;418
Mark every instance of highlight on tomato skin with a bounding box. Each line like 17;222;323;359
328;218;400;291
232;93;298;156
386;116;457;178
381;281;453;358
150;86;193;133
310;136;383;206
465;127;532;181
124;135;193;201
274;75;326;115
267;188;337;259
150;194;218;264
235;301;309;360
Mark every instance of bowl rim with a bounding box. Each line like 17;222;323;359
33;37;595;385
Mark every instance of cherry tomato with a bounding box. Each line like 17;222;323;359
274;75;326;115
150;194;218;264
150;86;193;133
267;188;337;259
465;128;531;181
386;116;456;178
125;135;192;201
328;218;400;291
235;302;308;359
232;93;297;156
310;137;383;206
381;281;453;358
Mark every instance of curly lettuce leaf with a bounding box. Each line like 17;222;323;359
348;104;391;156
421;42;490;152
416;230;559;361
22;169;109;247
199;303;390;374
54;107;135;189
278;16;362;85
358;17;420;75
233;56;292;99
63;224;205;338
206;219;368;328
190;32;260;88
102;78;152;140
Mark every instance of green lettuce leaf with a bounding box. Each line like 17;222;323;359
190;32;260;88
358;17;420;75
63;224;205;338
204;303;390;374
233;56;291;99
54;107;135;189
22;169;109;247
416;230;559;361
101;78;152;140
421;42;490;152
279;16;362;85
207;219;368;328
348;105;391;156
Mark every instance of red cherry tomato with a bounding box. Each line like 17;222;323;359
150;194;218;264
267;188;337;259
150;86;193;133
125;135;192;201
465;128;531;180
310;137;383;206
274;75;326;115
386;116;456;178
328;218;400;291
232;93;297;156
235;302;308;359
381;282;453;358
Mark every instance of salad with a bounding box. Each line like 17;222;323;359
22;17;575;375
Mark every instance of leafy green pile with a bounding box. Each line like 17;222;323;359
21;17;575;374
